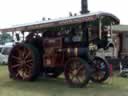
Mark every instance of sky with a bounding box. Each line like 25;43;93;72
0;0;127;28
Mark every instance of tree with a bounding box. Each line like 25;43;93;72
0;33;13;44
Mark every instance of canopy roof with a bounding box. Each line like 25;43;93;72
0;12;119;32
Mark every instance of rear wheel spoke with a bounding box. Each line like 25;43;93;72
22;70;26;80
26;59;33;64
25;51;32;59
16;72;19;77
12;56;21;61
12;64;21;69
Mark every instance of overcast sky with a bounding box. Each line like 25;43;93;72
0;0;127;28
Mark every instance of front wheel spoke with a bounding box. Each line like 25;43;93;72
71;73;77;81
69;70;73;75
75;64;84;76
76;76;81;83
72;62;79;69
69;65;75;71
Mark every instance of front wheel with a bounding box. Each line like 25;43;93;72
64;57;91;88
91;56;110;83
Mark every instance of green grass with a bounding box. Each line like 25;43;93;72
0;65;128;96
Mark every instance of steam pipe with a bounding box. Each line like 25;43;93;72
81;0;90;47
81;0;89;14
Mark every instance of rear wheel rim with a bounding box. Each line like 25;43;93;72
9;44;33;80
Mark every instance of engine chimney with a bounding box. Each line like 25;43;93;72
81;0;89;14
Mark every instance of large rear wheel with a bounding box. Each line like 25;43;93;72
8;43;41;81
64;57;90;88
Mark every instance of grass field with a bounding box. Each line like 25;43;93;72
0;65;128;96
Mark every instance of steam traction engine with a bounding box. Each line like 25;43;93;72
0;11;119;87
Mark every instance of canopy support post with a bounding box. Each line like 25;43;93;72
99;17;102;39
